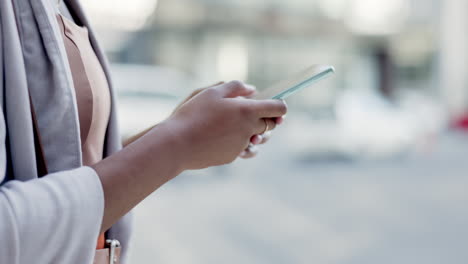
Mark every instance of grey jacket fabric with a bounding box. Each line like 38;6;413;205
0;0;133;263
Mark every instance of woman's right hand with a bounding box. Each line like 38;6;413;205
164;80;288;170
94;80;287;232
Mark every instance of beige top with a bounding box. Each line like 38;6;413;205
57;14;111;166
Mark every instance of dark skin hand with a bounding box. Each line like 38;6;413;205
123;81;284;157
93;81;288;232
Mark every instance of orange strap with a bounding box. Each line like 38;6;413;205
96;233;106;249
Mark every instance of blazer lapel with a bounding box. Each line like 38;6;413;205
16;0;83;172
17;0;122;174
0;0;38;180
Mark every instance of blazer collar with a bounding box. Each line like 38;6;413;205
23;0;121;172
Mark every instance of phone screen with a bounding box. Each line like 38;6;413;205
254;65;335;100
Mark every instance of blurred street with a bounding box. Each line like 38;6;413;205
77;0;468;262
130;125;468;264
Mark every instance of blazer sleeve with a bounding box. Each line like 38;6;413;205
0;167;105;264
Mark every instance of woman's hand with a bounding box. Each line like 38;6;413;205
171;81;225;115
125;81;284;159
94;80;287;232
173;82;284;160
123;82;225;147
166;80;287;170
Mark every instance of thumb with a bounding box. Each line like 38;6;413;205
217;80;256;98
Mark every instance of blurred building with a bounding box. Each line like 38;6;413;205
83;0;444;106
81;0;467;152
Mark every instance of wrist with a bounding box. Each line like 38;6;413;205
149;119;190;175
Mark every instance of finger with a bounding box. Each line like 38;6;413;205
189;82;226;99
189;88;205;98
240;151;257;159
264;118;277;133
275;116;285;125
244;89;258;99
217;80;256;98
208;81;226;88
239;144;258;159
259;131;271;144
253;118;277;135
266;118;277;132
242;84;257;98
174;84;225;114
200;81;225;92
250;134;263;145
250;99;288;118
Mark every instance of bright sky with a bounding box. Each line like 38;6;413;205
81;0;158;30
80;0;408;35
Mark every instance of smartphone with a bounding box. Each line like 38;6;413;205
254;65;335;100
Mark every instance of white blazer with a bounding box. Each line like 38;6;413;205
0;0;133;263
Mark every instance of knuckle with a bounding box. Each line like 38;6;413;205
228;80;245;89
238;104;252;117
207;86;217;93
206;87;219;96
